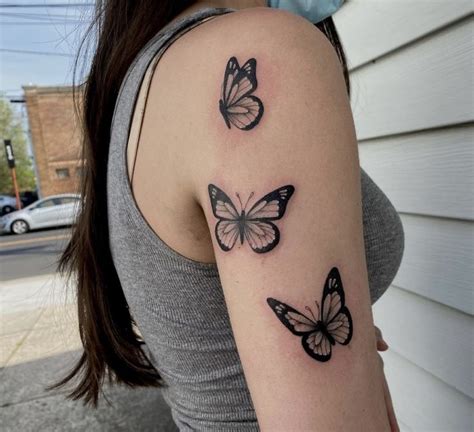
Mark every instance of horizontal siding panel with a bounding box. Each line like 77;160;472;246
358;125;474;220
393;214;473;315
381;348;473;431
334;0;473;69
398;419;412;432
349;16;473;140
373;286;473;398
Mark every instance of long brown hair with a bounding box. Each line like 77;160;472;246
52;1;350;406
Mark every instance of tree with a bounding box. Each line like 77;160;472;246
0;98;36;194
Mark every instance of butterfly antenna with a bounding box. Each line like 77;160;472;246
315;301;320;321
305;305;317;322
235;192;244;211
243;191;255;212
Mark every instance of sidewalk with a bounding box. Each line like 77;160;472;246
0;274;177;431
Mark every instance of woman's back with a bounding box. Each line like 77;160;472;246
107;5;403;430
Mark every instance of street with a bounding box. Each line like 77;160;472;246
0;227;71;281
0;226;177;431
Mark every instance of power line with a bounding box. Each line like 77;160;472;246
0;20;86;24
0;48;75;57
0;10;91;24
0;11;85;18
0;12;87;20
0;3;94;8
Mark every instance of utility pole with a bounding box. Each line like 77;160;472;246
3;139;22;210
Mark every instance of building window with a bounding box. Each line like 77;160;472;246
56;168;70;179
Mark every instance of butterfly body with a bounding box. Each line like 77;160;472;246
315;321;336;346
267;268;353;362
219;57;264;131
236;210;250;245
219;99;232;129
208;184;294;253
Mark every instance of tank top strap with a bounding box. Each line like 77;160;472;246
125;8;234;182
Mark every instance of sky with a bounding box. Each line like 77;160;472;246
0;1;95;100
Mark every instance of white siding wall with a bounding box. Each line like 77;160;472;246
334;1;474;431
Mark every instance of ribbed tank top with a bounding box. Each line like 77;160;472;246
106;7;404;431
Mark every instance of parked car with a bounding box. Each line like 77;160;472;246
20;190;39;207
0;195;18;215
0;194;81;235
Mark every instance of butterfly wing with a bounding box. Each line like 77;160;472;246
267;297;332;362
219;57;239;128
208;184;239;220
326;311;352;345
215;220;240;252
321;267;353;345
224;58;258;106
267;298;318;335
220;57;264;130
208;184;241;251
241;185;295;253
247;185;295;221
302;331;332;362
244;220;279;253
226;95;264;131
220;57;241;106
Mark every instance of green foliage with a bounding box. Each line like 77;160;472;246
0;98;37;195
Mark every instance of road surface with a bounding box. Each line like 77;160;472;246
0;227;71;281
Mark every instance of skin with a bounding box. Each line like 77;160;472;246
131;1;399;430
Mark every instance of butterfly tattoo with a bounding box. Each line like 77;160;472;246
267;267;353;362
219;57;264;131
208;184;295;253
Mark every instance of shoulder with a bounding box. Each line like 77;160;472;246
172;7;343;74
152;7;349;134
202;7;326;43
144;6;354;187
204;7;332;47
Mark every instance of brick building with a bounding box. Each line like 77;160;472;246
23;85;83;197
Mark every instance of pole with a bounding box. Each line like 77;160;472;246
10;167;22;210
4;139;22;210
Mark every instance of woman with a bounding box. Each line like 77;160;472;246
55;1;404;430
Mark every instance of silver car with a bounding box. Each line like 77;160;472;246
0;194;81;235
0;195;18;215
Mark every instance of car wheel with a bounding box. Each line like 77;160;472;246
1;205;15;215
11;219;29;235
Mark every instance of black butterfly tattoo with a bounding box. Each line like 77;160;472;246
267;267;353;362
219;57;264;131
208;184;295;253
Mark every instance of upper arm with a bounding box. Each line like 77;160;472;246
179;9;390;430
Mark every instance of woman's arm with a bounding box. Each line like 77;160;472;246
184;9;392;430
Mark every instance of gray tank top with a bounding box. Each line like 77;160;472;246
107;7;404;431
